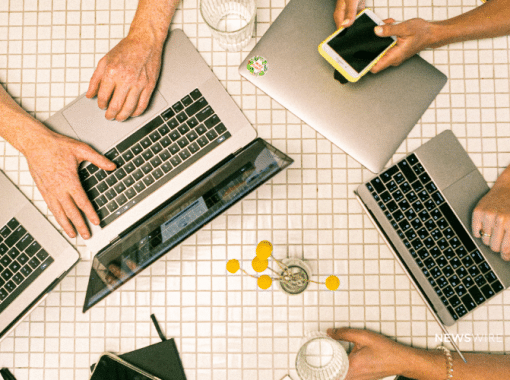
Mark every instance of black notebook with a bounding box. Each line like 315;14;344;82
90;338;186;380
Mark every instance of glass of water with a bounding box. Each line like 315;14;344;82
200;0;256;52
295;332;349;380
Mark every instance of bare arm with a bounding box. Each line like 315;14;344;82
86;0;181;121
328;328;510;380
0;84;115;239
372;0;510;72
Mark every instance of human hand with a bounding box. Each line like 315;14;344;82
86;32;163;122
370;18;436;73
472;170;510;260
327;327;415;380
334;0;365;29
23;127;115;239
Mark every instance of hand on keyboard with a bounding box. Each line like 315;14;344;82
86;32;163;122
472;167;510;260
24;129;116;240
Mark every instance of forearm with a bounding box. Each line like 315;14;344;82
428;0;510;48
403;348;510;380
0;85;51;156
127;0;181;46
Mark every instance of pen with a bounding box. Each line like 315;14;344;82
0;368;17;380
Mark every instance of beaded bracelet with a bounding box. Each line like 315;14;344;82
436;345;454;379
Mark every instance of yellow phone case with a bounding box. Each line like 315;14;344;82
318;9;396;83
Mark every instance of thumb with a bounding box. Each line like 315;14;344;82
327;328;374;346
374;22;405;38
77;144;117;171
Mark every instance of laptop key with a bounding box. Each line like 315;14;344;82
143;174;155;187
492;280;504;293
190;89;202;100
97;181;108;193
115;168;127;181
443;265;454;278
168;117;179;129
20;265;32;277
161;107;175;121
116;194;128;206
5;281;16;293
153;168;164;180
188;142;200;154
25;241;41;257
126;188;137;199
178;124;190;135
142;150;154;161
150;156;162;168
456;267;467;279
105;189;117;201
8;261;21;273
437;276;448;288
133;156;145;168
468;286;485;305
133;169;144;181
151;142;163;155
204;114;220;129
83;176;98;190
5;226;27;248
162;162;172;173
7;219;19;230
455;284;467;297
141;163;153;175
16;234;34;252
161;136;172;148
185;97;208;117
196;124;207;135
215;123;227;134
1;269;13;281
181;95;193;106
443;285;454;297
177;136;189;148
480;284;495;299
187;117;199;128
141;137;152;149
169;143;180;155
206;130;218;141
170;156;182;167
0;288;8;301
196;106;214;122
124;162;136;174
170;130;181;141
411;181;424;192
179;148;191;160
159;150;171;162
106;174;118;186
17;253;29;265
114;182;126;194
28;257;41;270
8;248;20;260
12;272;24;286
187;130;198;142
468;265;480;278
107;201;119;213
455;305;468;317
96;195;107;207
172;101;184;113
134;182;146;193
123;176;135;188
95;170;107;181
176;111;188;123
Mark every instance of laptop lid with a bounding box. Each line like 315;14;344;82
83;139;293;311
239;0;447;173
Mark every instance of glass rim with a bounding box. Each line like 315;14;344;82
199;0;257;35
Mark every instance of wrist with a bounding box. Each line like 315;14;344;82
400;347;446;379
9;118;55;157
427;21;452;49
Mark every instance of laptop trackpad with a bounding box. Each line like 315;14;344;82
62;90;168;153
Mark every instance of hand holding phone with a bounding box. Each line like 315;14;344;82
319;9;396;82
90;353;162;380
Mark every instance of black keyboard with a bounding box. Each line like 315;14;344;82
367;153;504;321
0;218;54;313
79;88;232;227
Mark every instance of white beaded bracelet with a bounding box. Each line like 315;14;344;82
437;345;454;379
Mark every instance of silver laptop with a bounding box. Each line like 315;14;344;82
355;130;510;338
45;30;293;310
239;0;448;173
46;29;258;255
0;170;79;341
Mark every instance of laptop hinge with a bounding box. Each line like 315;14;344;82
110;236;121;246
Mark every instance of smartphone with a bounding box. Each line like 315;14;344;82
90;352;162;380
318;9;396;82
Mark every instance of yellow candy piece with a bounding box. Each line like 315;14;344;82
256;240;273;260
325;275;340;291
226;259;240;274
257;275;272;290
252;256;268;272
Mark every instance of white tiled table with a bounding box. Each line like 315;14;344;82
1;0;510;379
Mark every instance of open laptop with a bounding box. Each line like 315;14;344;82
239;0;448;173
45;29;293;311
355;130;510;356
0;170;79;341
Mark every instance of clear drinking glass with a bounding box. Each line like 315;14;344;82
295;332;349;380
200;0;256;52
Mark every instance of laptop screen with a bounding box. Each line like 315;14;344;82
83;139;293;311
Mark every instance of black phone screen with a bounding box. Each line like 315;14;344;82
327;13;395;73
90;355;153;380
